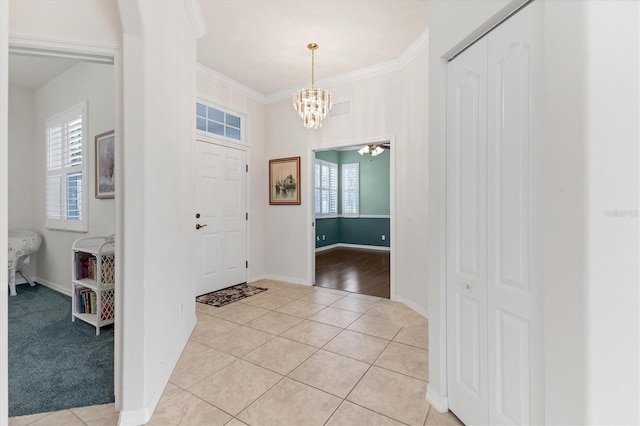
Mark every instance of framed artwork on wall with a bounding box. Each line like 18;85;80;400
95;130;115;199
269;156;301;205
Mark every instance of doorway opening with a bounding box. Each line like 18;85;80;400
7;49;117;417
312;141;392;299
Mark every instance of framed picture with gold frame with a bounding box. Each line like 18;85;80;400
269;156;301;205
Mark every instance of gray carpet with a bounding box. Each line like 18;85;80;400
8;284;114;417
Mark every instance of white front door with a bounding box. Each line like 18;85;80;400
446;35;489;426
195;140;247;296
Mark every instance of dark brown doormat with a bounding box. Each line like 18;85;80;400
196;283;267;307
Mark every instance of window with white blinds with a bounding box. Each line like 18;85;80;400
46;102;88;232
342;163;359;217
314;159;338;216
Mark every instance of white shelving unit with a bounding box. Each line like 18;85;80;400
71;236;115;335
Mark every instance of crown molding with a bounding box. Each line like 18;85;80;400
183;0;208;39
398;29;429;69
265;29;429;104
8;34;119;63
199;29;429;105
197;63;266;104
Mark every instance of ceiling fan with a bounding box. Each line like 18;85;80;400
358;143;391;156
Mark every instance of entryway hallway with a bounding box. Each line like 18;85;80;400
9;280;461;425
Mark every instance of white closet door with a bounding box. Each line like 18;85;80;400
447;3;537;424
487;4;535;424
446;37;489;425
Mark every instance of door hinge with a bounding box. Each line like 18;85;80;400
246;212;249;220
246;164;248;172
245;260;248;269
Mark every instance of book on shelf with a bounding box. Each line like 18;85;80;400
76;287;98;314
87;257;96;280
75;252;98;280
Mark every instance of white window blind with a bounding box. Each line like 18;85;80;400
46;102;88;232
314;159;338;216
342;163;359;217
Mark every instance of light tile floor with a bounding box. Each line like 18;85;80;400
9;280;463;426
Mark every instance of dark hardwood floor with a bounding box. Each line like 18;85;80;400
314;247;390;299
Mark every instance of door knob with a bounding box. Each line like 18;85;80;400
463;283;470;291
195;224;208;230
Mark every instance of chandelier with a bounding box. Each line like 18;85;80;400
358;144;385;156
293;43;332;129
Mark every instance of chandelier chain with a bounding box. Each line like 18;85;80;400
311;48;315;88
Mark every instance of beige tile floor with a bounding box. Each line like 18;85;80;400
9;280;463;426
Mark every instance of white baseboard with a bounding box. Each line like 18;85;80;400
248;274;267;283
118;408;149;426
315;243;391;253
426;385;449;413
149;315;195;424
120;313;196;425
315;243;339;252
396;295;428;319
35;277;71;296
262;274;309;286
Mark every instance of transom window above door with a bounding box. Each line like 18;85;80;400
196;101;244;143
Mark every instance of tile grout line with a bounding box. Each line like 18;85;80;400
32;280;425;425
211;287;406;425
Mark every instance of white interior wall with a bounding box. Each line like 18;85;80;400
31;62;116;294
196;72;267;281
117;1;198;423
538;2;588;421
263;47;430;318
7;84;38;279
7;0;128;420
394;45;429;315
8;0;121;46
583;1;639;423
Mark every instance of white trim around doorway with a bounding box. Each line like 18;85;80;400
306;135;397;301
1;35;122;422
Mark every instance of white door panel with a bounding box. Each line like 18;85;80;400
494;309;531;424
447;3;537;425
447;36;489;426
487;4;535;424
196;141;247;295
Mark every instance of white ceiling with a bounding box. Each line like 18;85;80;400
9;54;80;90
8;1;429;96
196;0;429;97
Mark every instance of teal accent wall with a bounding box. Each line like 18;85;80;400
338;150;390;215
315;150;340;163
315;217;340;248
316;217;390;248
339;218;390;247
314;148;390;249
